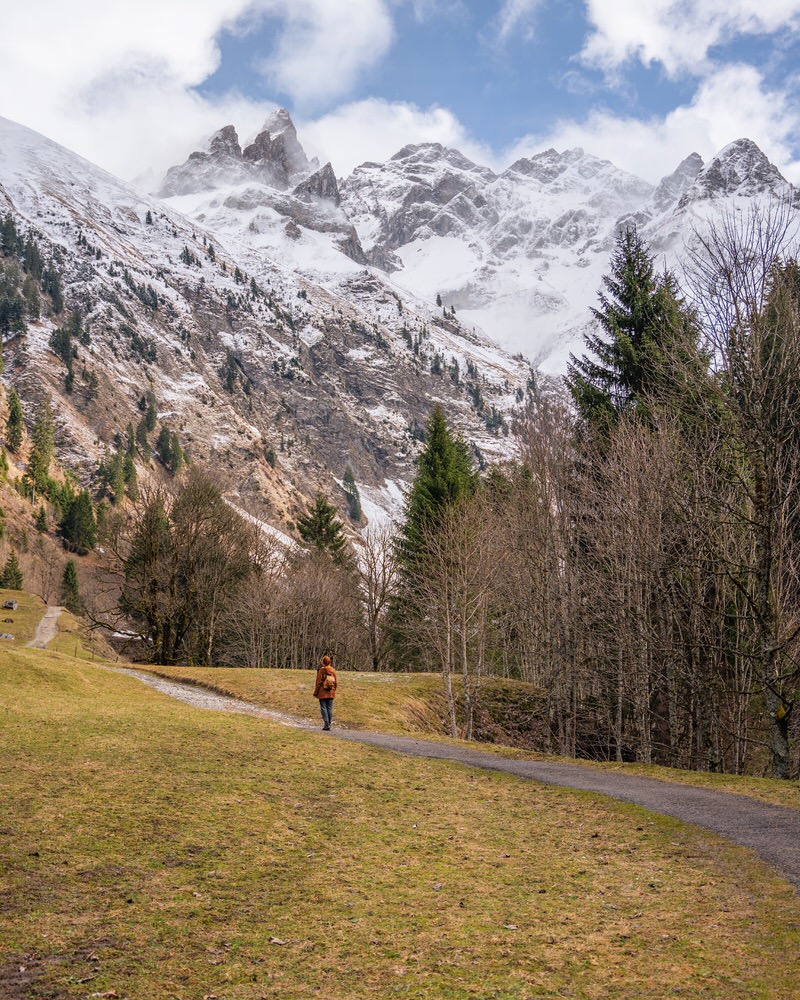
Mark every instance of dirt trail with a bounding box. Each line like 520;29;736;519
26;606;64;649
113;666;800;892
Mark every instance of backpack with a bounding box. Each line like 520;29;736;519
322;672;335;693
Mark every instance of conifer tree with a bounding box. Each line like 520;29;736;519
28;395;55;493
5;389;23;452
60;560;83;614
391;405;477;669
123;452;138;500
156;427;184;474
343;468;362;522
0;213;21;256
0;264;26;342
135;417;151;459
396;404;476;569
60;489;96;554
0;550;23;590
566;227;692;431
145;400;157;433
296;493;349;564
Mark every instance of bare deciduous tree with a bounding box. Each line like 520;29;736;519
356;523;397;672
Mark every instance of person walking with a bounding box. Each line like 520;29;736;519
314;654;338;730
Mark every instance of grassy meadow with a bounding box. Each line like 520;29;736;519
1;601;800;997
148;664;800;813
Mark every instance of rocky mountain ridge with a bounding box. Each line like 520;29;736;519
1;111;797;541
159;112;797;376
0;115;531;541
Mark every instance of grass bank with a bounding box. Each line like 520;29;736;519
145;665;800;812
2;648;799;998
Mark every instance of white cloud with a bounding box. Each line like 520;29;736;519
495;0;542;43
255;0;394;107
506;64;800;183
581;0;800;76
402;0;466;21
0;0;396;178
299;98;493;176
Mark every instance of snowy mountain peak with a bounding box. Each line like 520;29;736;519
158;110;312;198
207;124;242;159
242;110;311;180
649;152;704;213
503;147;653;202
678;138;793;206
258;107;295;138
505;146;586;182
388;142;494;179
293;162;341;206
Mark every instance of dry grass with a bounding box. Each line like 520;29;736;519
141;664;445;735
2;647;800;998
0;587;44;645
147;665;800;812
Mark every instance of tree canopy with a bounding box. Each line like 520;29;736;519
566;227;696;431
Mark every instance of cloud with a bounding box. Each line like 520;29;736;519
0;0;398;179
581;0;800;76
255;0;394;107
402;0;466;21
298;98;493;176
495;0;543;43
506;64;800;183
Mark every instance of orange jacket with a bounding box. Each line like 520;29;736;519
314;665;337;699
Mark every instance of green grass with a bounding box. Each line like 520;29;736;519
0;587;44;645
146;665;800;812
141;665;445;734
2;647;800;999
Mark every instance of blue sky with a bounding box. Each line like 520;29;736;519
1;1;800;184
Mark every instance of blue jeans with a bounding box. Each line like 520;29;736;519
319;698;333;727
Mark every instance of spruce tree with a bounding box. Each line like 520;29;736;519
108;450;126;504
5;390;23;452
123;453;138;500
135;418;151;459
28;395;55;492
297;493;349;564
0;550;23;590
60;489;96;555
390;405;476;669
396;404;476;569
343;468;362;522
60;560;83;614
145;399;157;433
566;227;690;431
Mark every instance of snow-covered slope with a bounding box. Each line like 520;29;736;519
339;138;798;372
2;111;796;532
340;143;655;370
153;111;799;375
0;115;532;533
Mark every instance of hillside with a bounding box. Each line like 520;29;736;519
2;112;798;542
0;115;530;543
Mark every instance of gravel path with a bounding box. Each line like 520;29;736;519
114;666;800;892
26;606;63;649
